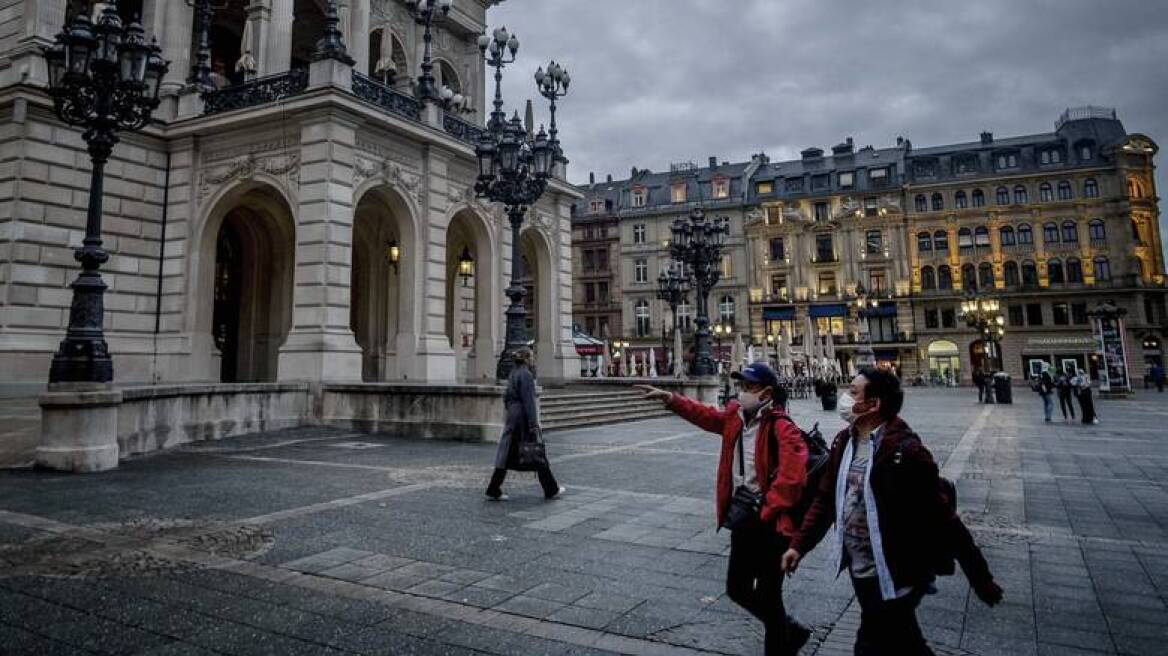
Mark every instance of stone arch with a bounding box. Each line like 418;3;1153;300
445;206;498;380
434;57;462;95
519;225;557;372
192;181;296;382
369;26;411;89
350;183;422;381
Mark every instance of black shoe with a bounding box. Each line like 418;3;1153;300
784;622;812;655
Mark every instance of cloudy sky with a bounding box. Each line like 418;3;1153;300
491;0;1168;236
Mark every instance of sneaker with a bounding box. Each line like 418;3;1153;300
546;486;567;500
485;491;509;501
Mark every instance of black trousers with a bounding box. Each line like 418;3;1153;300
976;382;984;403
1058;391;1075;419
851;576;934;656
486;466;559;498
726;526;800;656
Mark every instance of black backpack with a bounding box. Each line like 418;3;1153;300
933;476;958;577
780;418;830;526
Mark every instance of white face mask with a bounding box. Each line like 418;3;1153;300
837;392;856;423
738;390;762;413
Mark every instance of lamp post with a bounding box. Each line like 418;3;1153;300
958;292;1005;371
612;339;629;376
535;60;569;165
42;7;167;384
186;0;215;89
670;208;729;377
404;0;452;103
473;30;567;380
852;283;879;369
655;267;690;333
456;246;475;287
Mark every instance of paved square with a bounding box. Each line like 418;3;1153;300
2;388;1167;654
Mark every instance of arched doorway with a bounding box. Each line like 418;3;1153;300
350;185;418;381
445;209;496;381
927;340;960;386
518;227;556;371
204;185;296;383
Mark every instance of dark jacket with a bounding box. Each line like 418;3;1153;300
790;416;994;593
667;393;807;536
494;363;540;470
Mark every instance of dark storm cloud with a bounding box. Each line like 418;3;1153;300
491;0;1168;236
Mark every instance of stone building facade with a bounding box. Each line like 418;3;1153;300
582;108;1165;384
571;175;622;341
0;0;581;395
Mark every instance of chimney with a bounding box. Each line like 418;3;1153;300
606;174;613;183
589;172;595;185
722;161;729;167
708;156;717;169
896;136;904;146
801;147;824;161
846;137;854;147
980;131;993;145
631;166;638;177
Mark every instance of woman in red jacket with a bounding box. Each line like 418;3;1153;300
637;362;810;656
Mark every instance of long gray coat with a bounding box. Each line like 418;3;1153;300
494;363;543;470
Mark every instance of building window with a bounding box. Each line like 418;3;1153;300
634;259;647;283
1066;257;1083;283
712;178;729;199
633;223;646;244
839;171;854;188
958;227;973;252
866;230;883;254
941;308;956;328
938;265;953;290
1043;222;1059;244
1026;303;1043;326
1084;178;1098;198
818;272;837;296
869;167;888;184
917;231;932;253
1080;145;1093;160
719;294;735;324
635;299;651;337
996;186;1010;205
920;267;936;290
974;226;990;248
1053;303;1070;326
1022;261;1038;285
814;202;829;222
1039;183;1053;202
596;247;608;271
1061;221;1078;243
870;270;887;294
961;263;977;291
999;226;1016;246
996;153;1018;169
1058;180;1073;200
1014;185;1028;204
1088;219;1105;241
769;237;785;261
676;301;693;333
589;200;603;213
1008;305;1024;326
924;309;939;329
1093;256;1111;281
1004;261;1020;287
1071;303;1088;325
583;249;595;271
584;282;595;303
933;230;949;252
955;191;967;208
915;194;927;212
756;181;774;195
631;188;646;207
721;254;732;278
864;197;879;217
1017;223;1034;245
972;189;985;207
978;262;994;289
671;182;687;203
931;193;944;211
1047;258;1064;284
771;274;788;298
815;233;834;261
598;281;609;303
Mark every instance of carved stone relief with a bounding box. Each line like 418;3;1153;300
198;152;299;202
353;155;425;206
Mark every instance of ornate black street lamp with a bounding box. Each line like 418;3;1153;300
655;266;690;333
958;292;1005;370
473;29;566;379
852;282;880;368
42;7;167;383
670;208;729;376
404;0;452;102
314;0;355;64
535;60;569;163
186;0;215;89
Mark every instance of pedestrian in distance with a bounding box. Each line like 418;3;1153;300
1151;363;1166;393
485;348;565;501
1032;362;1056;422
1056;370;1076;422
1071;371;1099;425
780;368;1003;655
972;368;986;404
636;362;813;656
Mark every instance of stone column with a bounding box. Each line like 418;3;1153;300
278;112;364;381
37;387;123;473
350;0;371;75
404;148;457;382
15;0;67;86
154;0;192;97
266;0;294;75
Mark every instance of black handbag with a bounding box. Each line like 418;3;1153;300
721;430;763;532
515;427;548;470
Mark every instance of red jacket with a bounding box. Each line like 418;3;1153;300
667;394;807;536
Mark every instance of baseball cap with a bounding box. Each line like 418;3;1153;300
730;362;779;388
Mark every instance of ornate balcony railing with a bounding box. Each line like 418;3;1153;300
203;69;309;115
443;114;486;145
351;71;421;121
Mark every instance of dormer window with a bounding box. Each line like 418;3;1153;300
631;187;646;207
811;174;829;191
589;200;603;214
995;152;1019;169
1080;145;1093;160
1040;149;1063;165
671;182;687;203
869;167;888;183
756;181;774;195
838;171;854;188
954;154;979;174
784;178;804;193
712;178;729;199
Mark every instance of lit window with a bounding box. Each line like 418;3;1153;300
1017;224;1034;245
712;178;729;199
671;183;687;203
839;171;854;188
1061;221;1078;243
917;232;932;253
719;295;735;324
818;272;837;295
756;181;774;194
999;226;1015;246
1088;219;1105;241
1043;223;1059;244
1093;256;1110;281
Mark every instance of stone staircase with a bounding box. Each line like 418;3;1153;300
539;387;674;432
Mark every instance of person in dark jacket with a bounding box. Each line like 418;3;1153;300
638;362;811;656
1055;371;1076;421
972;368;986;403
1036;362;1056;422
781;368;1003;655
485;348;564;501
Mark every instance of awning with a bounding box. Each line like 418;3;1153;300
572;330;605;356
808;303;848;318
763;306;796;320
868;302;897;317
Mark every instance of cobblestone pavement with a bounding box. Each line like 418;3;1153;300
1;388;1167;655
0;396;38;468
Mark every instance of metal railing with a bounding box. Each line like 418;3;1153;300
443;113;486;145
351;71;421;121
203;69;309;115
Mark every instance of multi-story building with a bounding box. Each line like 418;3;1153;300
0;0;581;394
905;107;1164;383
570;175;622;340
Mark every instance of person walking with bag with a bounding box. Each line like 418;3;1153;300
637;362;811;656
485;348;565;501
780;368;1002;655
1071;371;1099;425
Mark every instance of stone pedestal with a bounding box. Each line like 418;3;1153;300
308;58;353;92
37;386;123;473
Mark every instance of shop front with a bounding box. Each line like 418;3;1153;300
1019;335;1096;380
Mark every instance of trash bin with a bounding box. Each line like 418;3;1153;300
993;372;1013;404
816;380;838;411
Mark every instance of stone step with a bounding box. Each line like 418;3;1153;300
540;397;663;416
540;394;652;409
541;404;673;431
